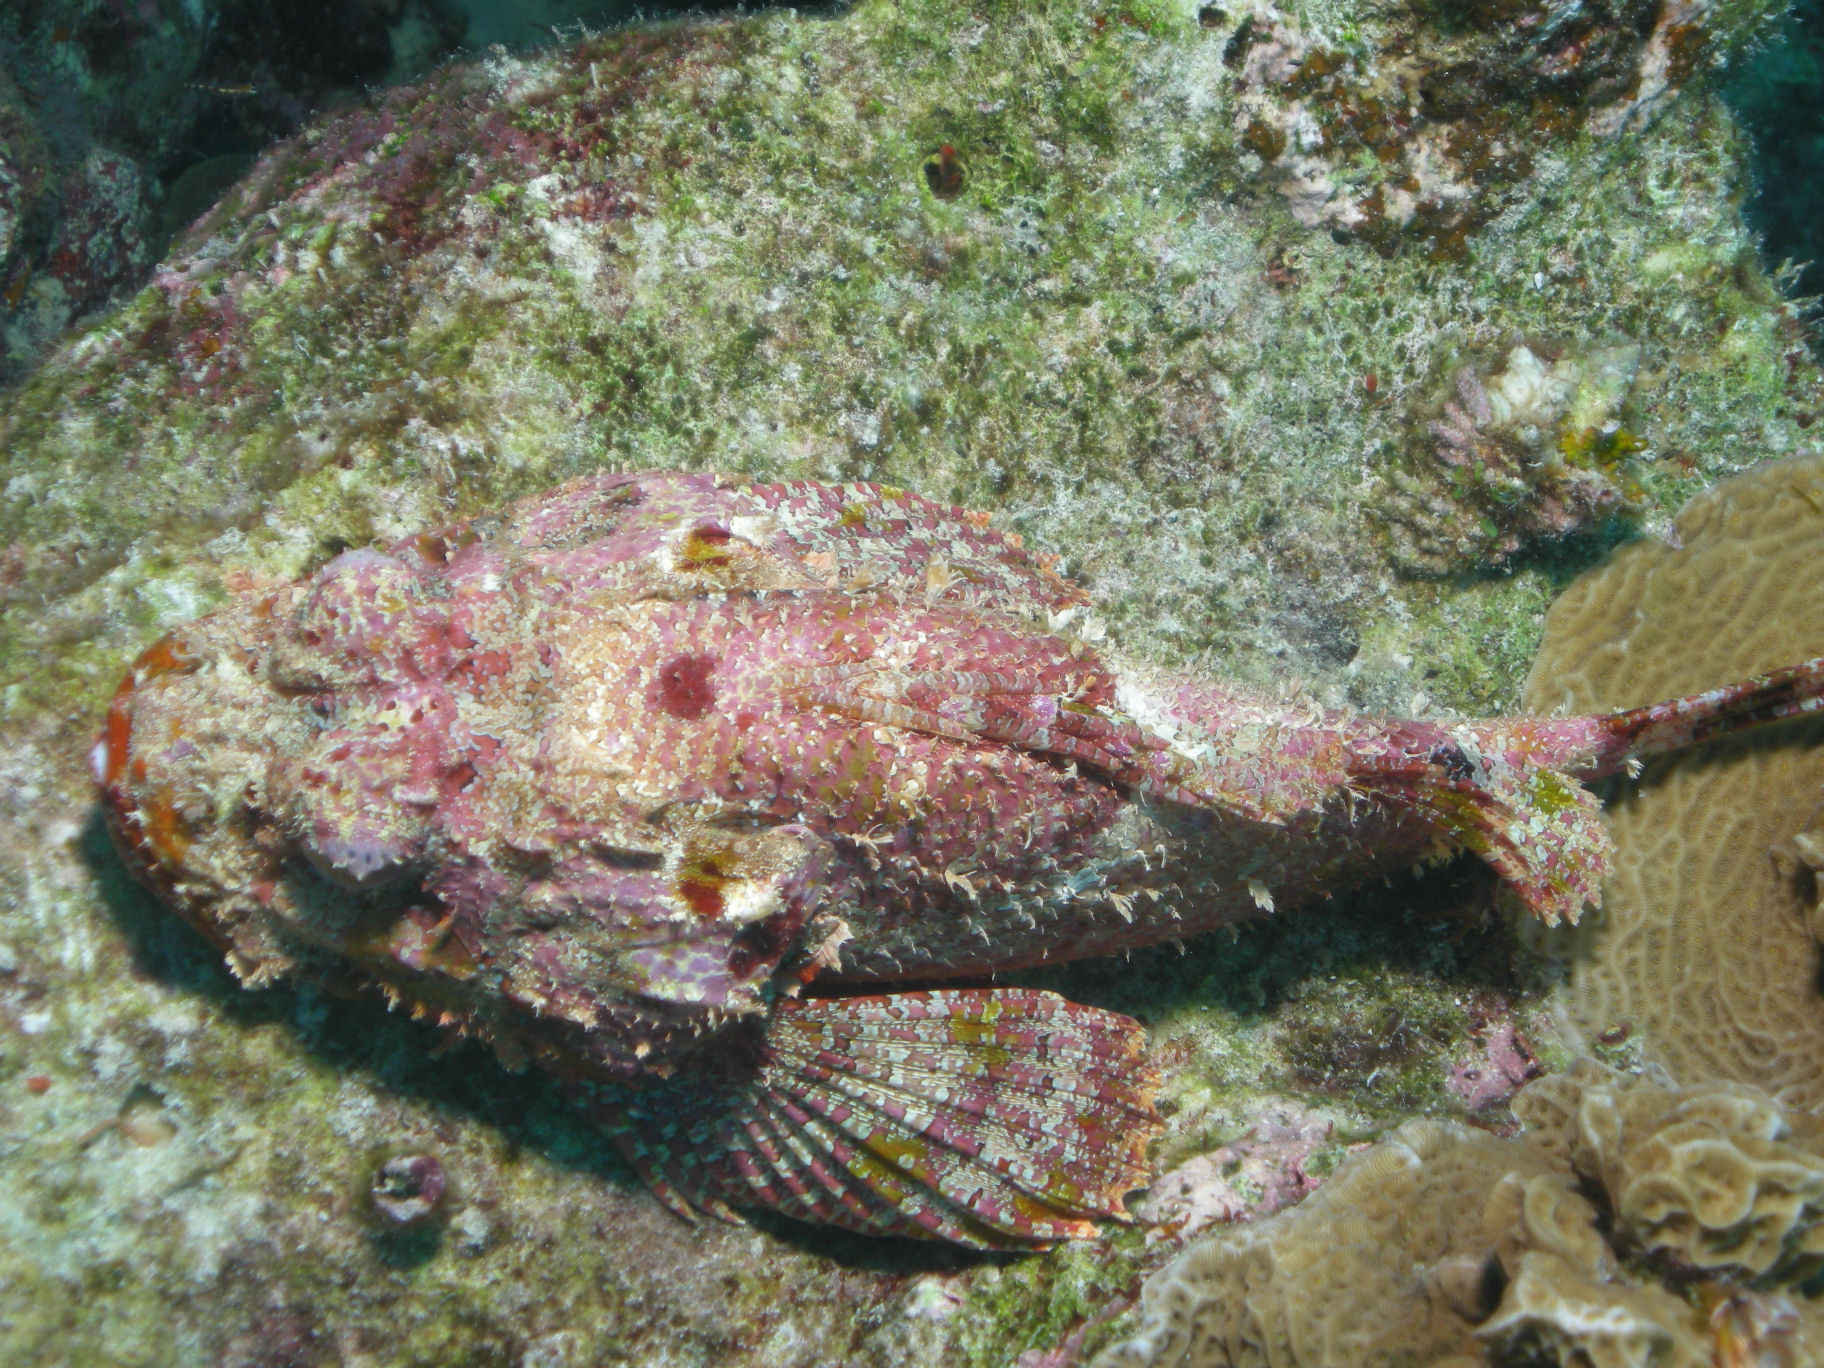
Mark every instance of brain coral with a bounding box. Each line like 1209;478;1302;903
1095;1116;1578;1368
1096;1062;1824;1368
1522;454;1824;1108
1515;1062;1824;1284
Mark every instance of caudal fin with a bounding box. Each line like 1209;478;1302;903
1415;655;1824;925
1508;656;1824;782
1573;655;1824;777
1369;756;1611;927
591;988;1162;1249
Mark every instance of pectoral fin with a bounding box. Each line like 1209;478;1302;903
587;988;1162;1249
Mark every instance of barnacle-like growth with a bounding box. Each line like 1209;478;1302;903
1522;453;1824;1105
1383;341;1645;572
1097;1062;1824;1368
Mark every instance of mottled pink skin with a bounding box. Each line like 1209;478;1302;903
93;469;1824;1246
97;470;1824;1087
100;472;1138;1080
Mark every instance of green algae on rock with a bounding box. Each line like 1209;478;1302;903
4;0;1824;1362
1;0;1812;725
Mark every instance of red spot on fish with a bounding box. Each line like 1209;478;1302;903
451;648;512;686
25;1075;51;1095
134;636;202;682
101;682;136;788
411;532;449;565
656;654;717;720
142;790;192;862
678;874;726;920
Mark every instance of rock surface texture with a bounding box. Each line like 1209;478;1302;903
0;0;475;383
5;0;1824;1363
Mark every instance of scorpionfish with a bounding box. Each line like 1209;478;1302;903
96;471;1824;1248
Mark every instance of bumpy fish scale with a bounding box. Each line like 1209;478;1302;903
599;989;1159;1248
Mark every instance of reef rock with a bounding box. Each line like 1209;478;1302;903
0;0;468;381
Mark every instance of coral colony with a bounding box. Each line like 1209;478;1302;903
1525;453;1824;1110
1100;1061;1824;1368
96;471;1824;1248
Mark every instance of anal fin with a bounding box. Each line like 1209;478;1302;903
594;988;1162;1249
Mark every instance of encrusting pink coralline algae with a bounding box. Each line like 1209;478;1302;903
94;470;1824;1249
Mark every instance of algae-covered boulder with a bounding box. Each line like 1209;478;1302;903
2;0;1811;716
3;0;1823;1363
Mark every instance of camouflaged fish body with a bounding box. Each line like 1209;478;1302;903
96;471;1824;1247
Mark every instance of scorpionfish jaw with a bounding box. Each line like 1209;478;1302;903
95;624;305;971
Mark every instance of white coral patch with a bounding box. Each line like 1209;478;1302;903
1483;346;1567;432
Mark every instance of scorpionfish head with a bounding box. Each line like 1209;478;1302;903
93;550;456;990
95;545;821;1079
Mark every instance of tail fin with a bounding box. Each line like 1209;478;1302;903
591;988;1162;1249
1363;755;1611;927
1509;656;1824;781
1369;656;1824;928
